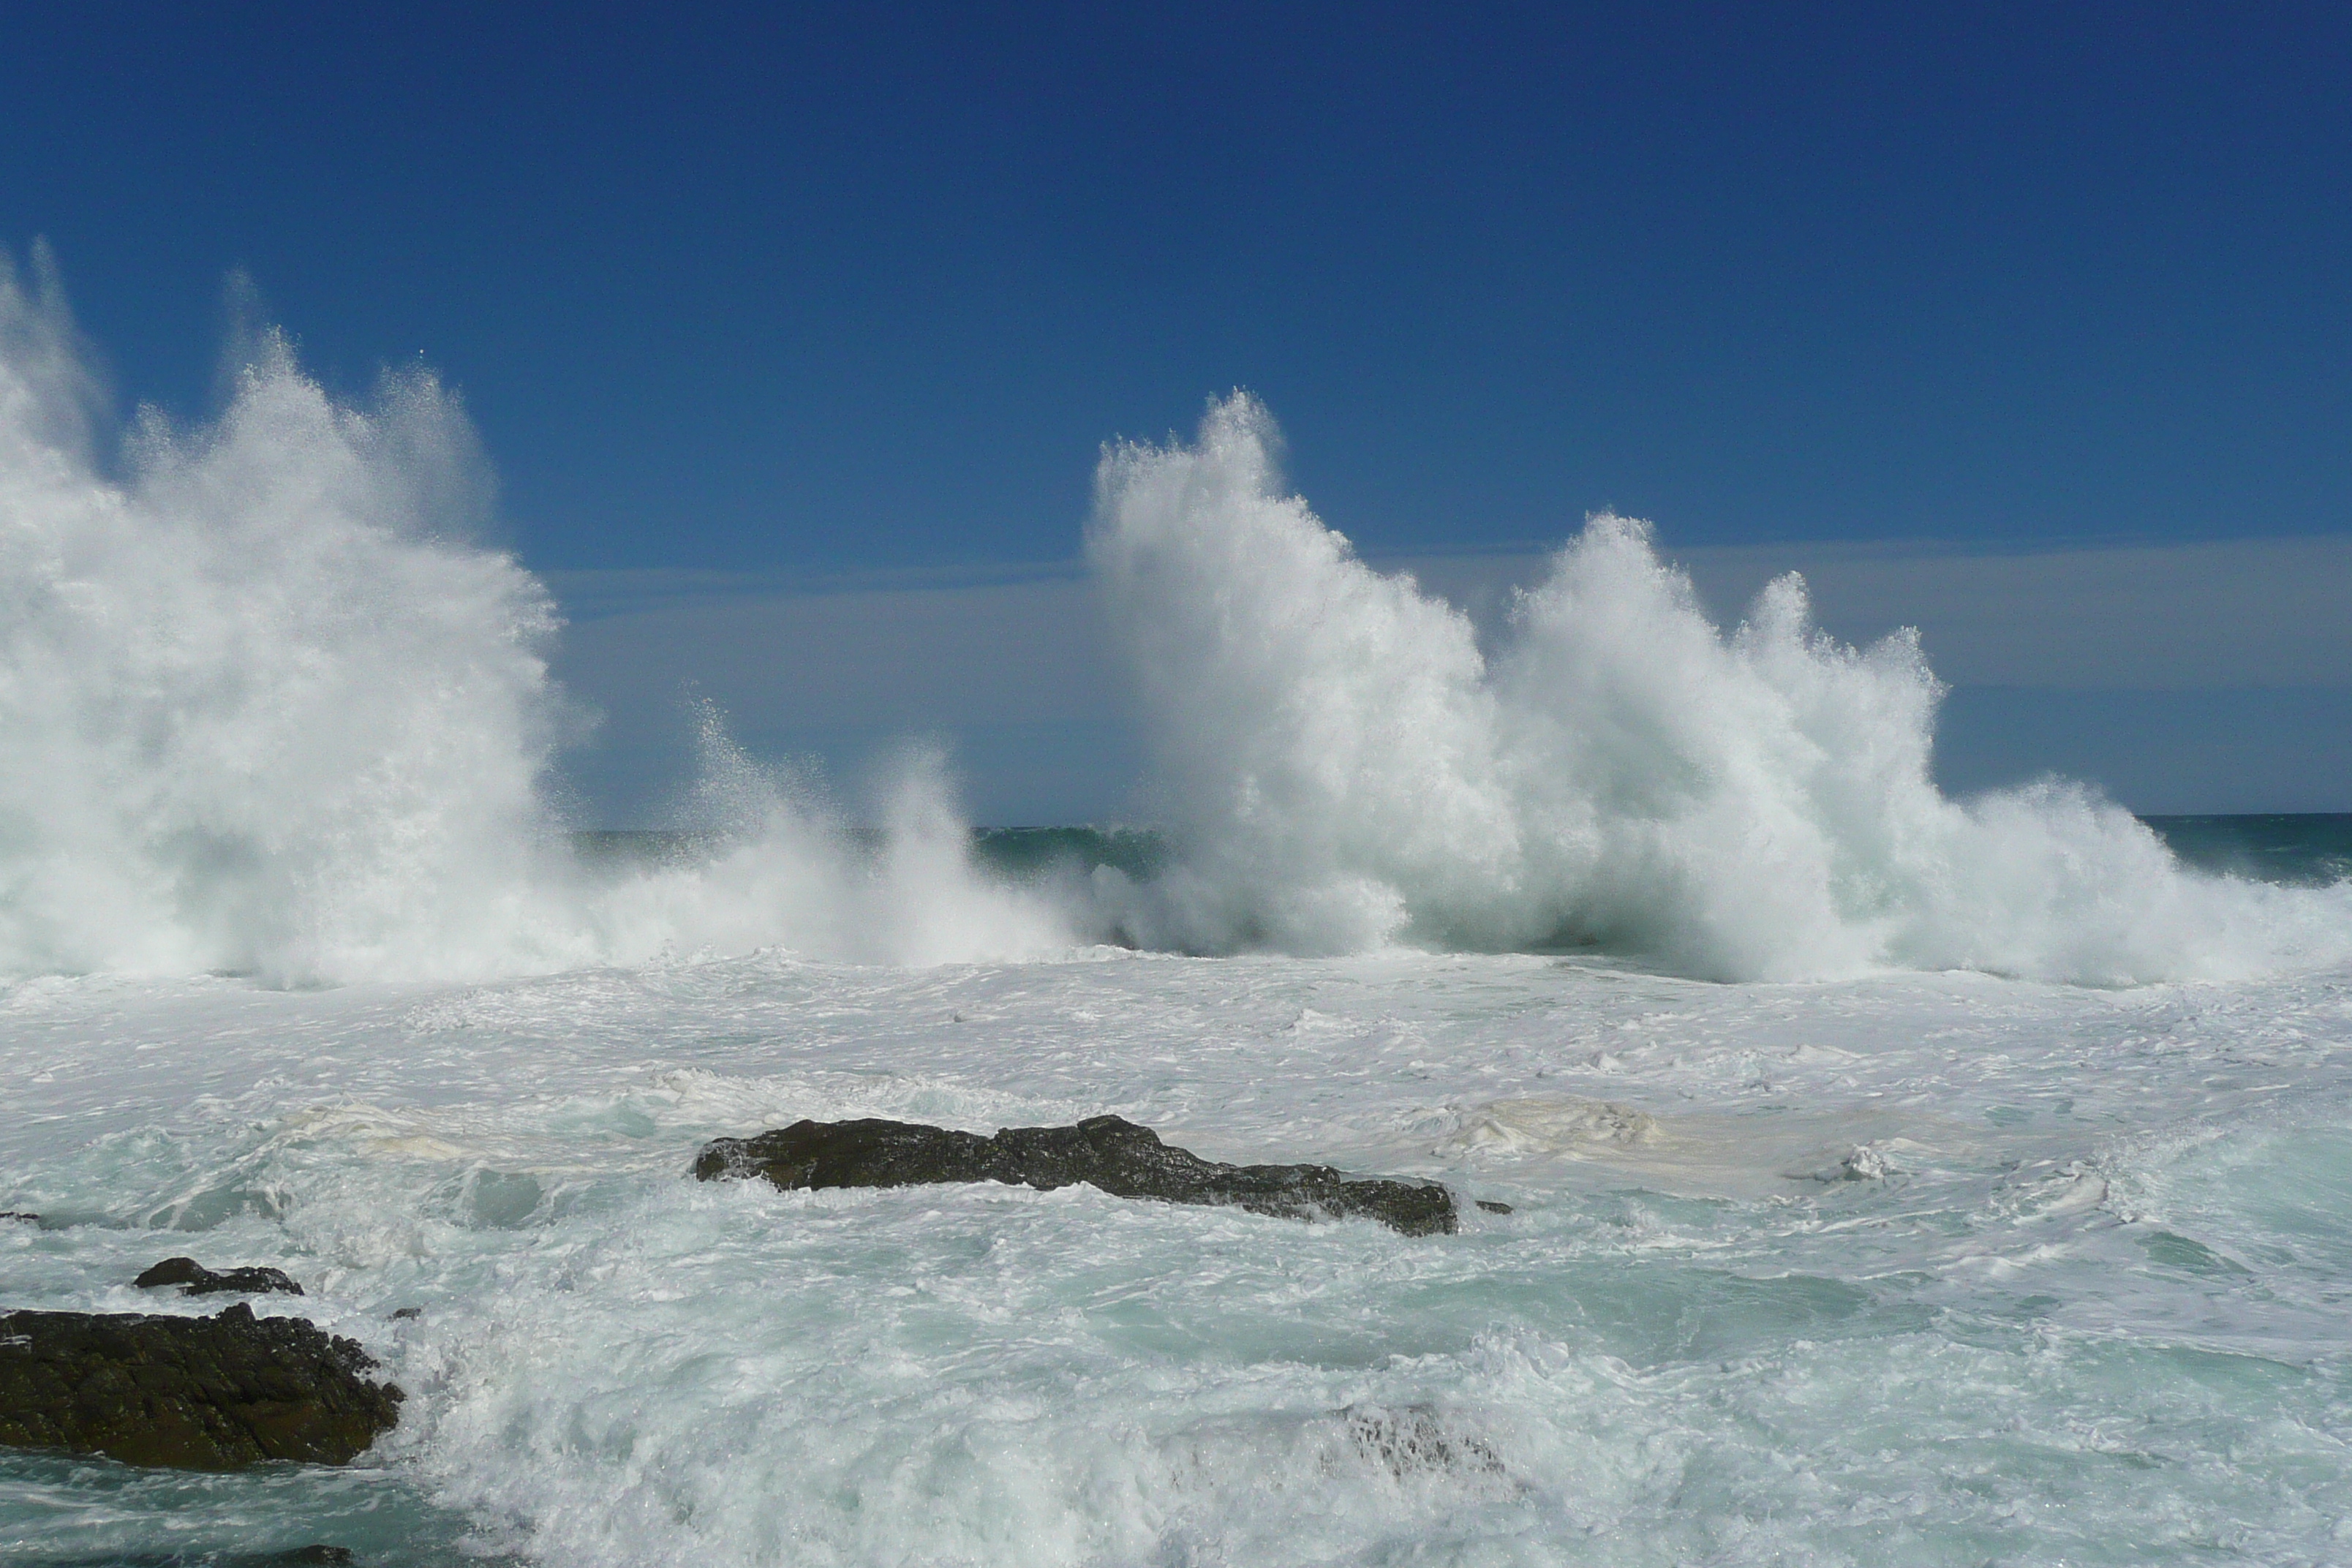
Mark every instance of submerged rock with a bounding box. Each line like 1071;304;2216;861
135;1256;304;1296
695;1113;1458;1236
1343;1402;1506;1481
1836;1145;1893;1181
0;1302;402;1469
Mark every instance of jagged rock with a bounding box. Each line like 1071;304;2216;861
696;1113;1458;1236
0;1302;402;1469
1474;1199;1513;1214
135;1256;304;1296
2;1211;37;1224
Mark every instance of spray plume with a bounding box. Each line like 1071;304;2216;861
0;265;2340;987
1087;394;2351;982
0;257;1068;983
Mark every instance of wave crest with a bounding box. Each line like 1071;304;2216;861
1087;393;2350;981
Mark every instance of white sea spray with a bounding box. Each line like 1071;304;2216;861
1088;393;2352;981
0;255;1074;984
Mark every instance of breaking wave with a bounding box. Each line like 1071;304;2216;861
0;254;1071;984
1085;395;2352;982
0;258;2342;986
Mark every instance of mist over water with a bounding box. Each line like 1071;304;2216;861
0;265;2344;987
1089;395;2352;982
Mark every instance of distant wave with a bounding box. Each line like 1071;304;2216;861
0;257;2343;985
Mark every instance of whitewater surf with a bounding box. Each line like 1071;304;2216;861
5;259;2351;1565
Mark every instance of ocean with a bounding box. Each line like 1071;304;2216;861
6;282;2352;1566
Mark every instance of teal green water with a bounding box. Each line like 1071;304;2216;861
570;826;1170;883
1022;818;2352;889
2141;814;2352;886
578;816;2352;894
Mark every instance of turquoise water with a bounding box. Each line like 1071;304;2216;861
2143;814;2352;887
571;816;2352;896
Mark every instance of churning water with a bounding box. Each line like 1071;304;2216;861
4;257;2351;1566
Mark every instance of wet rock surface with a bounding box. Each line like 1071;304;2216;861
0;1302;402;1470
135;1256;305;1296
696;1113;1458;1236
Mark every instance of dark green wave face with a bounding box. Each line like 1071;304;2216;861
568;826;1169;883
968;827;1168;881
1001;821;2352;894
575;820;2351;896
2141;815;2352;886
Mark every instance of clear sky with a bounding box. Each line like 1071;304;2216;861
4;4;2348;820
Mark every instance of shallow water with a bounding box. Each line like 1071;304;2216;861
8;948;2352;1566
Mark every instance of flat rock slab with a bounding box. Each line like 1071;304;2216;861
696;1113;1458;1236
0;1303;402;1470
136;1256;304;1296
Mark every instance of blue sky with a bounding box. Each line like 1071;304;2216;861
5;4;2348;819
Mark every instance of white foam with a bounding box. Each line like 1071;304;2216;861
3;263;2343;991
0;257;1076;984
1088;393;2352;981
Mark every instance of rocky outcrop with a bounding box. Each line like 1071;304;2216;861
695;1113;1458;1236
135;1256;304;1296
0;1302;402;1469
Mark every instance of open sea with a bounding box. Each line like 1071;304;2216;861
6;290;2352;1566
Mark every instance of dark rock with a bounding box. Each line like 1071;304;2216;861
388;1306;422;1320
0;1301;402;1469
1474;1199;1514;1215
135;1256;304;1296
1;1211;37;1223
696;1113;1458;1236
